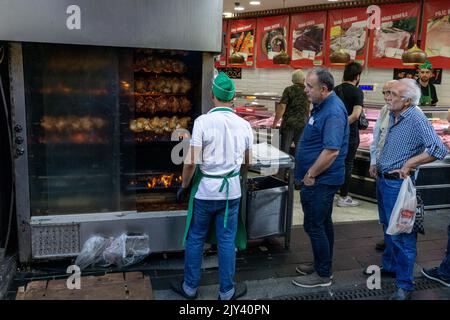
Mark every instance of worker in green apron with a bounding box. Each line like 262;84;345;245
171;72;253;300
417;60;438;107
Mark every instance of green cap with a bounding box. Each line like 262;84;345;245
212;72;235;101
419;60;432;70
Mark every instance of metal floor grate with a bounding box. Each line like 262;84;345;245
272;278;444;300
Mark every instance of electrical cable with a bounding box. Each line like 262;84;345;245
0;43;15;254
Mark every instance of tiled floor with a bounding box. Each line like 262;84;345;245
292;192;379;226
151;208;450;300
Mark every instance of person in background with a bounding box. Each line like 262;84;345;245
367;79;447;300
417;60;438;106
422;222;450;287
334;61;364;207
272;69;310;156
292;67;349;288
369;80;398;252
172;72;253;300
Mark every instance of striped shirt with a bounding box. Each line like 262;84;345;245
378;106;448;173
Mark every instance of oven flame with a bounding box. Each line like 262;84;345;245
146;174;182;189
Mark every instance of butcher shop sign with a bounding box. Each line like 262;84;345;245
421;0;450;69
290;11;327;68
368;2;421;68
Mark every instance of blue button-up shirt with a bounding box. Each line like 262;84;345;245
378;106;448;173
295;92;349;185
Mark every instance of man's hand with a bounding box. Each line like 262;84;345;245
389;165;413;179
369;165;378;178
302;173;315;186
176;187;190;202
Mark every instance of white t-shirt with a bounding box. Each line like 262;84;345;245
190;106;253;200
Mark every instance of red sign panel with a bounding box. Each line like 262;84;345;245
421;0;450;69
227;19;256;68
215;20;228;68
256;15;290;68
326;8;368;66
368;3;420;68
290;11;327;68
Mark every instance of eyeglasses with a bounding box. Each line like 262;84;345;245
382;90;402;97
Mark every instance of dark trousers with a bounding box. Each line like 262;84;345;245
438;223;450;280
280;127;304;156
339;137;359;197
301;183;340;277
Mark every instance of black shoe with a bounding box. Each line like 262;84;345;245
363;266;396;277
422;267;450;287
389;288;412;300
218;282;247;300
375;239;385;251
171;280;197;300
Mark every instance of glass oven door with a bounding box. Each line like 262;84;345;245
22;43;135;216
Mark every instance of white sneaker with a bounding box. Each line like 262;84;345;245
337;196;360;207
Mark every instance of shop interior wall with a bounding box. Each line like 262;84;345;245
233;68;450;110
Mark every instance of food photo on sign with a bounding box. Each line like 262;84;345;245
422;0;450;67
330;21;366;60
228;20;256;67
256;15;290;67
426;15;450;58
327;8;368;65
293;25;324;60
290;11;327;67
368;2;420;68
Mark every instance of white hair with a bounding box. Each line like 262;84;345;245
292;69;305;84
398;78;421;106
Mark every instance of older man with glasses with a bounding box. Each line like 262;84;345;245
367;78;448;300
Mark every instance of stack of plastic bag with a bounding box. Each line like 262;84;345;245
75;233;151;270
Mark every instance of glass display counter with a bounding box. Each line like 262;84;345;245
350;104;450;209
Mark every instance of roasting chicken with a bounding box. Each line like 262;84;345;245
129;116;191;134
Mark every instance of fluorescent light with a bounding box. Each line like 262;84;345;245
328;0;339;2
249;1;261;5
223;12;233;18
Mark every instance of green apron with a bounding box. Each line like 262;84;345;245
419;85;432;106
182;107;248;250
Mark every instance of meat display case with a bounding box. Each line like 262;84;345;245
349;104;450;210
4;0;222;263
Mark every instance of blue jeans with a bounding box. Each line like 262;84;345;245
438;223;450;280
377;176;417;291
300;184;340;278
183;198;240;300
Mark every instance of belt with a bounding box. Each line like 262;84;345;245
378;172;401;180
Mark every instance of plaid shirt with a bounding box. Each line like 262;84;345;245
377;106;448;173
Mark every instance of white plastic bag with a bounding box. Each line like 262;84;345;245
386;176;417;235
75;236;112;270
102;233;151;268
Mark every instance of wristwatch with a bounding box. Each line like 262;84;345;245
307;172;315;179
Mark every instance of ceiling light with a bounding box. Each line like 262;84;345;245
234;2;245;11
223;12;233;18
249;1;261;5
328;0;339;2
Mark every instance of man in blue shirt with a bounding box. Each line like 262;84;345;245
370;78;448;300
292;67;349;288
